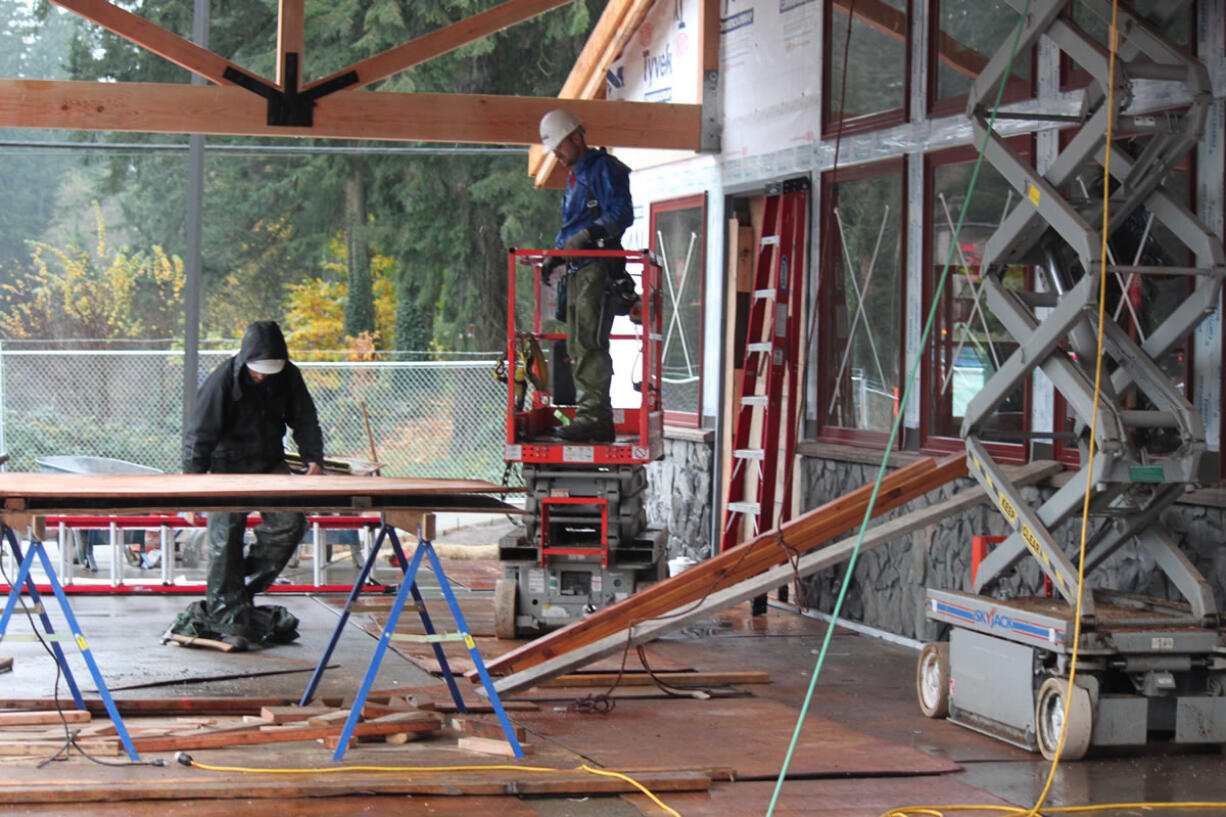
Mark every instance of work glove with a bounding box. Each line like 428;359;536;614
540;255;564;283
562;228;590;250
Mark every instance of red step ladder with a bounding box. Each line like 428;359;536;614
721;181;808;552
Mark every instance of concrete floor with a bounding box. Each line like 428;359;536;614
1;521;1224;816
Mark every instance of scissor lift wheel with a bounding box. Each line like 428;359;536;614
1035;677;1093;761
493;578;518;640
916;642;950;718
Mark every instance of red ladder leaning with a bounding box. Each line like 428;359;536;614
721;181;809;552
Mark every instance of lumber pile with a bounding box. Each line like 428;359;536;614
482;455;968;679
0;694;544;757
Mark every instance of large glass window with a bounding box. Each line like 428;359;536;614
650;194;706;427
923;143;1031;462
824;0;910;136
1062;1;1195;90
818;159;905;446
929;0;1032;117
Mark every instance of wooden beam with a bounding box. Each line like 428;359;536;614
0;80;700;148
306;0;577;92
277;0;306;89
533;0;669;186
491;459;1064;695
482;456;966;678
527;0;636;181
47;0;247;87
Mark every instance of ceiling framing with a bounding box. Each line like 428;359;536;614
0;0;708;186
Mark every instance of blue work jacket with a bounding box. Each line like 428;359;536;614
554;147;633;250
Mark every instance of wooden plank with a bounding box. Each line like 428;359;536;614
0;738;119;757
0;770;712;804
457;735;532;757
482;456;955;677
307;0;576;92
492;459;1063;695
168;633;233;652
260;705;337;724
0;81;700;151
47;0;240;86
276;0;305;88
0;710;90;727
0;696;343;717
130;718;441;752
306;710;352;727
454;716;528;742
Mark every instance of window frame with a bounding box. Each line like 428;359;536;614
919;139;1034;465
816;157;908;449
1059;1;1198;93
822;0;912;138
926;0;1036;119
649;193;708;429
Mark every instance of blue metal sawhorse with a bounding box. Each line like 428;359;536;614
299;516;524;760
0;524;140;759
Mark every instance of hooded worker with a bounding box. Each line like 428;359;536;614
538;108;634;443
177;320;324;650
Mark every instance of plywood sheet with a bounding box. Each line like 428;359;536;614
0;472;518;514
512;697;961;779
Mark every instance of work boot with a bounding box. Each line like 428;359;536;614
553;417;615;443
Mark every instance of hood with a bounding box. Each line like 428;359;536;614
236;320;290;369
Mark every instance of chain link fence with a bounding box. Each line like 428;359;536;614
0;345;509;484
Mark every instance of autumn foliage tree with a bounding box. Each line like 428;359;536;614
0;204;185;345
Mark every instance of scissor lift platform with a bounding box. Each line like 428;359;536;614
923;588;1226;757
918;0;1226;760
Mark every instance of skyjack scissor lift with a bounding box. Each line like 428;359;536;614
918;0;1226;758
495;248;667;637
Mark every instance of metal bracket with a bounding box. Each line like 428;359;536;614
223;54;358;127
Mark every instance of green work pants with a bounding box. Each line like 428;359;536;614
205;496;307;637
565;259;615;425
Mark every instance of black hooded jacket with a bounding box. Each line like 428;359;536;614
182;321;324;474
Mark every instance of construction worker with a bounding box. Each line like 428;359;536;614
179;320;324;650
539;108;634;443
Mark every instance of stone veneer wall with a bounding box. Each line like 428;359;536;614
799;456;1226;641
645;433;715;560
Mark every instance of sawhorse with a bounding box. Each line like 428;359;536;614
0;523;139;759
300;513;523;760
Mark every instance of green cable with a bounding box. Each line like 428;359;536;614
765;3;1033;814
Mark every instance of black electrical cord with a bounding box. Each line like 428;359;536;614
0;540;165;768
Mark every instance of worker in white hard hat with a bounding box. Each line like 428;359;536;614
538;108;634;443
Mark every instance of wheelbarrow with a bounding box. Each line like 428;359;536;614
34;456;164;570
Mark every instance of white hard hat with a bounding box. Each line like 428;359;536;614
247;359;286;375
540;109;582;152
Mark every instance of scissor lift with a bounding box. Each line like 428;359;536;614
495;248;667;637
918;0;1226;758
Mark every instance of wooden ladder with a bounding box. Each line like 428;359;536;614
721;181;808;552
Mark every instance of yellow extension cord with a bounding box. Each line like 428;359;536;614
182;757;682;817
886;4;1226;817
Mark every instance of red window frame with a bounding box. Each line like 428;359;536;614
822;0;912;138
650;193;707;429
919;139;1034;465
926;0;1036;119
816;157;908;449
